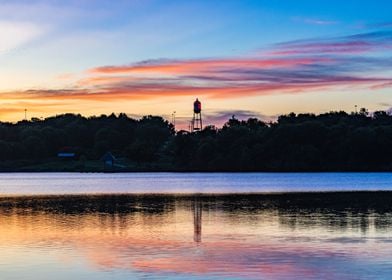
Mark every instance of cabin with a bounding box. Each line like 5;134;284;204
57;147;79;160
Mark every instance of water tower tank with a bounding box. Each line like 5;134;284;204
193;98;201;113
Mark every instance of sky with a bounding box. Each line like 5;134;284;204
0;0;391;128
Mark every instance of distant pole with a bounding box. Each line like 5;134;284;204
172;111;176;128
355;105;358;114
24;109;27;120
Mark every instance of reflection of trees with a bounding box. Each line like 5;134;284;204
0;195;177;215
0;192;392;233
270;192;392;233
188;193;392;233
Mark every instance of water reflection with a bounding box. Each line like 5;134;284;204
193;198;202;243
0;193;392;279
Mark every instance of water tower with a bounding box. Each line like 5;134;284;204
191;98;203;132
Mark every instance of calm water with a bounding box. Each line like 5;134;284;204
0;172;392;194
0;173;392;279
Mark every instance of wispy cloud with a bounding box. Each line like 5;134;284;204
89;57;323;75
292;16;339;26
204;110;277;126
0;20;47;53
271;31;392;55
365;22;392;29
378;102;392;108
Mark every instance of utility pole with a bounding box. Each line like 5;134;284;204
172;111;176;128
24;109;27;120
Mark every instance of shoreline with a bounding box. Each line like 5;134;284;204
1;160;392;173
2;169;392;173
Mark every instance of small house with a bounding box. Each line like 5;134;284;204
101;152;116;167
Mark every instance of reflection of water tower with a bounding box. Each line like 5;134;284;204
191;98;203;132
193;198;202;243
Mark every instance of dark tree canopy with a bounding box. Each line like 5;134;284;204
1;110;392;171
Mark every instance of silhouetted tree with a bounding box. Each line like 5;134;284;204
0;109;392;171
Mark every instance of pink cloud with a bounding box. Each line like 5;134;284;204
89;57;324;75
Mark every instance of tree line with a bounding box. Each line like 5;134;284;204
0;109;392;171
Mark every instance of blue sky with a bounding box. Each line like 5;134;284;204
0;0;391;126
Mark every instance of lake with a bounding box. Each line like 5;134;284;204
0;173;392;279
1;172;392;195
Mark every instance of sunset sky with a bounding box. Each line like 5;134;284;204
1;0;391;128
